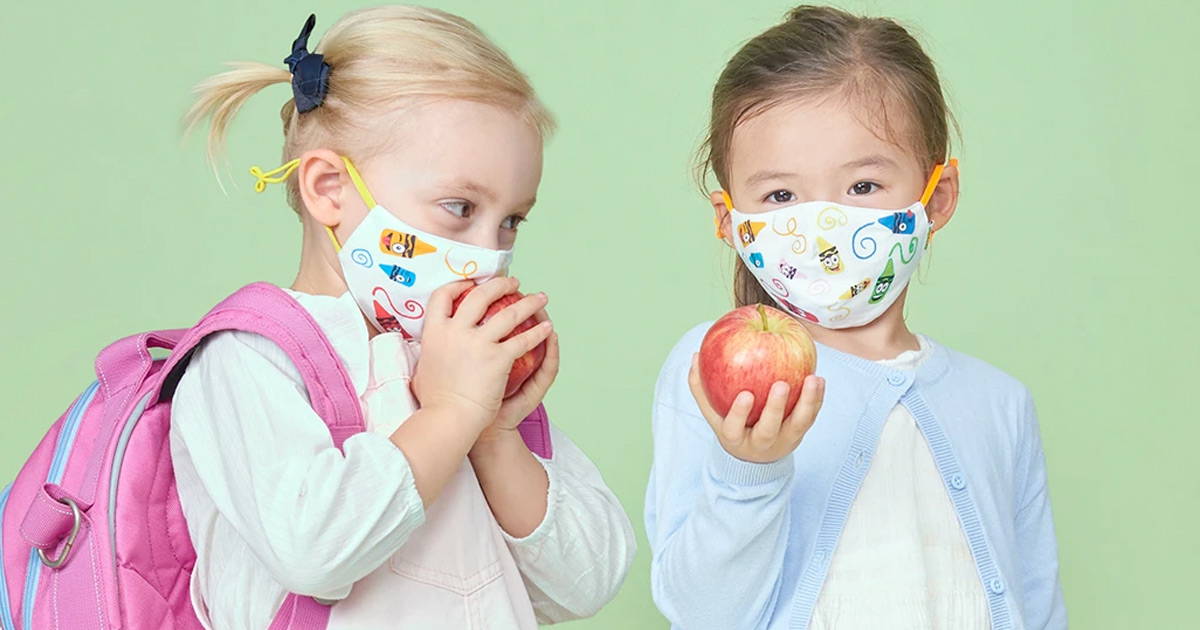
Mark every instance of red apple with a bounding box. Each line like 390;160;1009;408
451;286;547;398
698;304;817;427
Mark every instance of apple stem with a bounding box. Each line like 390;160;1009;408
758;303;768;330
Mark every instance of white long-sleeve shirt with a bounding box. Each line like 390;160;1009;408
169;290;635;629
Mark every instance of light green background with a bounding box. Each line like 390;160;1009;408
1;0;1196;627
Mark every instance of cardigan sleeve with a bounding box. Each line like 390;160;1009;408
644;334;796;630
1013;390;1068;629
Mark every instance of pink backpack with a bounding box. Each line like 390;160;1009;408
0;283;553;630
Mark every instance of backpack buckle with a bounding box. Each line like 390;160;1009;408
36;496;81;569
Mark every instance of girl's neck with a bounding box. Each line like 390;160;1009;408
290;222;382;338
799;293;920;362
291;223;348;297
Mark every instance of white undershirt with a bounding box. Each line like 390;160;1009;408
168;290;635;630
811;335;991;630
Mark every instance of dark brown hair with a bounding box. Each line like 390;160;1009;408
697;5;957;307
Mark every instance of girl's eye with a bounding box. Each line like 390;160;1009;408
501;215;526;230
767;190;796;204
849;181;879;196
440;200;472;218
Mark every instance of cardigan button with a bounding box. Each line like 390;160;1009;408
887;374;906;386
989;578;1005;595
950;474;966;490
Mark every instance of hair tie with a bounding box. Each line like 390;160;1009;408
283;14;330;113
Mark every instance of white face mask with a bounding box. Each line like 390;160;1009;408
332;158;511;339
251;156;513;340
724;160;953;329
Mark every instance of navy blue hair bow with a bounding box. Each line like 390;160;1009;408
283;14;330;113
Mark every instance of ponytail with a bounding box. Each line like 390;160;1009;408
183;62;292;170
183;7;553;211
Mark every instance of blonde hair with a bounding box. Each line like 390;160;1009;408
697;5;957;308
184;5;555;211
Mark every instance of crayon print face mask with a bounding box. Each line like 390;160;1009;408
332;159;512;339
251;156;511;340
725;160;954;329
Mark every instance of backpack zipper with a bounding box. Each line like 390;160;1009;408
21;381;99;630
0;483;16;630
106;392;154;604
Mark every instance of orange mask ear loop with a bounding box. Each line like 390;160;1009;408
920;158;958;206
715;190;735;239
921;158;958;244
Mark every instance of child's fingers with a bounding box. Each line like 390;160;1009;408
720;392;754;444
499;318;553;361
480;292;548;341
427;280;476;320
782;375;825;442
452;276;520;325
749;382;789;448
521;331;560;397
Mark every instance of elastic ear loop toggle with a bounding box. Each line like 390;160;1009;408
249;156;378;253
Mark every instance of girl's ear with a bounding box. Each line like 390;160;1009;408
710;190;736;249
297;149;353;229
925;162;960;236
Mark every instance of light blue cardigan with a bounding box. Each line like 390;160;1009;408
644;323;1067;630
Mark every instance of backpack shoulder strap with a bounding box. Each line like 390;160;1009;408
518;403;553;460
157;282;364;449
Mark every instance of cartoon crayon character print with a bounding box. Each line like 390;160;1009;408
816;236;844;274
877;210;916;234
748;252;765;268
777;297;820;323
380;264;416;287
778;260;798;280
869;258;897;304
373;300;413;339
380;229;437;258
839;278;872;300
737;219;766;246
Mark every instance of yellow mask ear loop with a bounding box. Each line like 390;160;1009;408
340;157;377;209
920;157;958;207
249;156;381;253
249;160;301;193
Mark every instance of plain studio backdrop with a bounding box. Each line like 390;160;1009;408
0;1;1196;627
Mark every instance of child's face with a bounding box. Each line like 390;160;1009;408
713;96;937;242
348;99;544;251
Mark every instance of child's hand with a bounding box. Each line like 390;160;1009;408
687;353;825;464
413;277;553;431
478;308;560;447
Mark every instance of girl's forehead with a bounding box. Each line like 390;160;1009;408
728;97;921;178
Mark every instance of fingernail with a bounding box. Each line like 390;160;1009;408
541;320;553;329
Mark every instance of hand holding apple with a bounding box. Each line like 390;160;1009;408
451;284;548;398
690;304;825;463
413;278;551;432
698;304;818;425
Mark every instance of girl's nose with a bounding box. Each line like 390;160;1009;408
463;222;503;250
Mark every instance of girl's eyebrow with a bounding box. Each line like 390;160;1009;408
440;180;536;209
841;155;899;170
744;170;798;187
442;179;498;202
